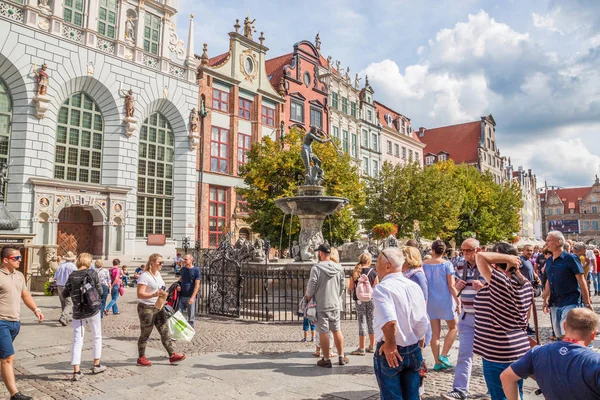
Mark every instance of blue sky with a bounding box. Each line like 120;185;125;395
177;0;600;188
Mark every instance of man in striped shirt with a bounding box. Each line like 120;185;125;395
442;238;486;400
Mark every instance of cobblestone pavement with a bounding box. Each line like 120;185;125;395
2;287;599;399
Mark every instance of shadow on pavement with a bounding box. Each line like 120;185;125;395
307;389;379;399
192;359;373;377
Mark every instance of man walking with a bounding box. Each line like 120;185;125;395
306;243;348;368
542;231;592;339
500;308;600;400
373;248;428;400
54;251;76;326
0;246;44;400
520;244;537;336
442;239;485;400
178;254;200;325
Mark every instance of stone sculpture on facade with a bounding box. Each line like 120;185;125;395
43;247;58;276
188;108;200;150
33;63;50;119
38;0;50;14
354;73;361;89
125;15;137;45
315;33;321;51
120;88;137;136
243;16;256;39
301;126;330;186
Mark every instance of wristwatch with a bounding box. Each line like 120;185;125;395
33;308;41;313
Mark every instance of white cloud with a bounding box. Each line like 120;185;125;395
532;11;564;35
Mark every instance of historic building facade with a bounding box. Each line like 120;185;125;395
419;115;508;184
197;18;285;248
540;178;600;244
0;0;198;285
375;101;425;168
510;166;542;240
358;77;382;177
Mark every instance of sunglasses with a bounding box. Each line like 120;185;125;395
7;256;22;261
380;250;390;263
461;249;475;253
157;261;164;265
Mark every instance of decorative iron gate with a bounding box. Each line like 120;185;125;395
204;236;251;317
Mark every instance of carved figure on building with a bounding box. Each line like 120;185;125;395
345;67;350;83
243;16;256;40
125;15;137;44
315;33;321;51
121;89;135;118
0;163;9;201
34;63;49;96
252;237;265;262
38;0;50;13
43;247;58;276
189;108;199;133
327;56;332;73
354;73;361;89
301;127;330;186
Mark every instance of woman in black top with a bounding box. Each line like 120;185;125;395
348;253;378;355
62;252;106;381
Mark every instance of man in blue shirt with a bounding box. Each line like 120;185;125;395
500;308;600;400
542;231;592;338
178;254;201;325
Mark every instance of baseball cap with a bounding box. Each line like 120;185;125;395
316;242;331;254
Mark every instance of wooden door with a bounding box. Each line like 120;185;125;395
57;207;93;257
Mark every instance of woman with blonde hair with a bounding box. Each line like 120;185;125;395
348;252;378;355
61;253;106;381
136;253;186;367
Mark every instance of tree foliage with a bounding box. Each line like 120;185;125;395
238;128;365;248
358;160;523;245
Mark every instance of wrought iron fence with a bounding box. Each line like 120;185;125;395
195;266;359;322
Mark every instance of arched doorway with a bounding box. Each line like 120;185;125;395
57;207;94;257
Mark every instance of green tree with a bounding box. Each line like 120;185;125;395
238;128;365;247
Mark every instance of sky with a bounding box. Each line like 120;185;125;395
177;0;600;189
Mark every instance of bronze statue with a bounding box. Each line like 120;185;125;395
301;127;330;186
189;108;199;133
121;89;135;118
243;16;256;39
34;63;49;96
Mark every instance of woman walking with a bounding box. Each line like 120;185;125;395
349;252;378;355
402;246;430;345
95;260;110;320
61;253;106;381
473;243;533;400
423;240;460;371
104;259;122;315
136;253;186;366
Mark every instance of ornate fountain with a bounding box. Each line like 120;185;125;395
274;127;348;261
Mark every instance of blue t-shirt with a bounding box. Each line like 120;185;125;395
545;251;584;307
519;256;535;282
179;266;201;297
510;342;600;400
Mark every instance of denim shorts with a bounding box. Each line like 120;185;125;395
0;320;20;359
550;304;578;337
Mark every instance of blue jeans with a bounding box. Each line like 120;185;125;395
105;285;119;314
550;304;578;337
0;321;20;359
593;272;600;293
100;285;109;319
122;276;129;287
374;342;422;400
178;296;196;324
482;359;523;400
453;311;475;395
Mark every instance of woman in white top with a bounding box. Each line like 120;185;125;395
135;253;186;367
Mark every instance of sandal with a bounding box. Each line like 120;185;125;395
366;346;375;353
350;348;366;356
329;352;338;358
312;351;321;357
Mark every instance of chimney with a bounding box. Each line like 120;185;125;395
418;127;426;137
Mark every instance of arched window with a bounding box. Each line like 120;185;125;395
0;80;12;165
54;92;103;184
136;112;174;238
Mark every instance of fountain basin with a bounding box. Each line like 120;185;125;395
274;196;348;216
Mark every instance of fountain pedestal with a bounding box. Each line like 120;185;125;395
274;185;348;262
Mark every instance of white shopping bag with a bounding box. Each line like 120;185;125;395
167;311;196;342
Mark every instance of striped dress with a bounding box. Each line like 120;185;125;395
473;269;533;363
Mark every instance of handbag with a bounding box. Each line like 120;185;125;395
118;286;124;296
167;311;196;341
305;298;317;323
298;297;308;317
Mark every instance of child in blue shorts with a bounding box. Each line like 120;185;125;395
301;317;316;342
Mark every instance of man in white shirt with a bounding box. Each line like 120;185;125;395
373;248;429;400
53;251;77;326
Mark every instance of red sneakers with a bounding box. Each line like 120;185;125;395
169;353;186;364
136;356;152;367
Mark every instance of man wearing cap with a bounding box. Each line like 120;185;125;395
54;251;77;326
305;242;349;368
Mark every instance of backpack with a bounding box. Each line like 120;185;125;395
80;271;101;314
356;268;374;303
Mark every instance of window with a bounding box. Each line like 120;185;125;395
373;160;379;177
237;132;251;171
0;80;12;166
63;0;84;27
291;101;304;122
409;150;413;161
261;105;274;126
332;126;339;140
593;206;598;213
371;133;378;152
351;133;357;158
386;141;392;154
350;102;357;117
556;208;562;215
212;88;229;112
547;208;553;216
363;157;369;175
402;147;406;160
136;112;174;238
310;107;322;128
209;187;227;247
341;97;348;114
54;92;103;184
238;98;252;120
342;130;348;153
425;156;435;165
97;0;118;39
367;110;372;122
362;129;368;147
210;126;229;173
438;154;447;162
143;12;161;55
331;92;338;109
236;193;249;214
394;144;399;157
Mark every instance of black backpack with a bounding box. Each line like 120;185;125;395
80;271;101;314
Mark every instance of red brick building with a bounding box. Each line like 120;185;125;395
265;39;329;134
196;20;285;247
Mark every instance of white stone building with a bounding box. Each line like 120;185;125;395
0;0;199;286
358;77;382;177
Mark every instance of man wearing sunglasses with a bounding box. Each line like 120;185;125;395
0;246;43;400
